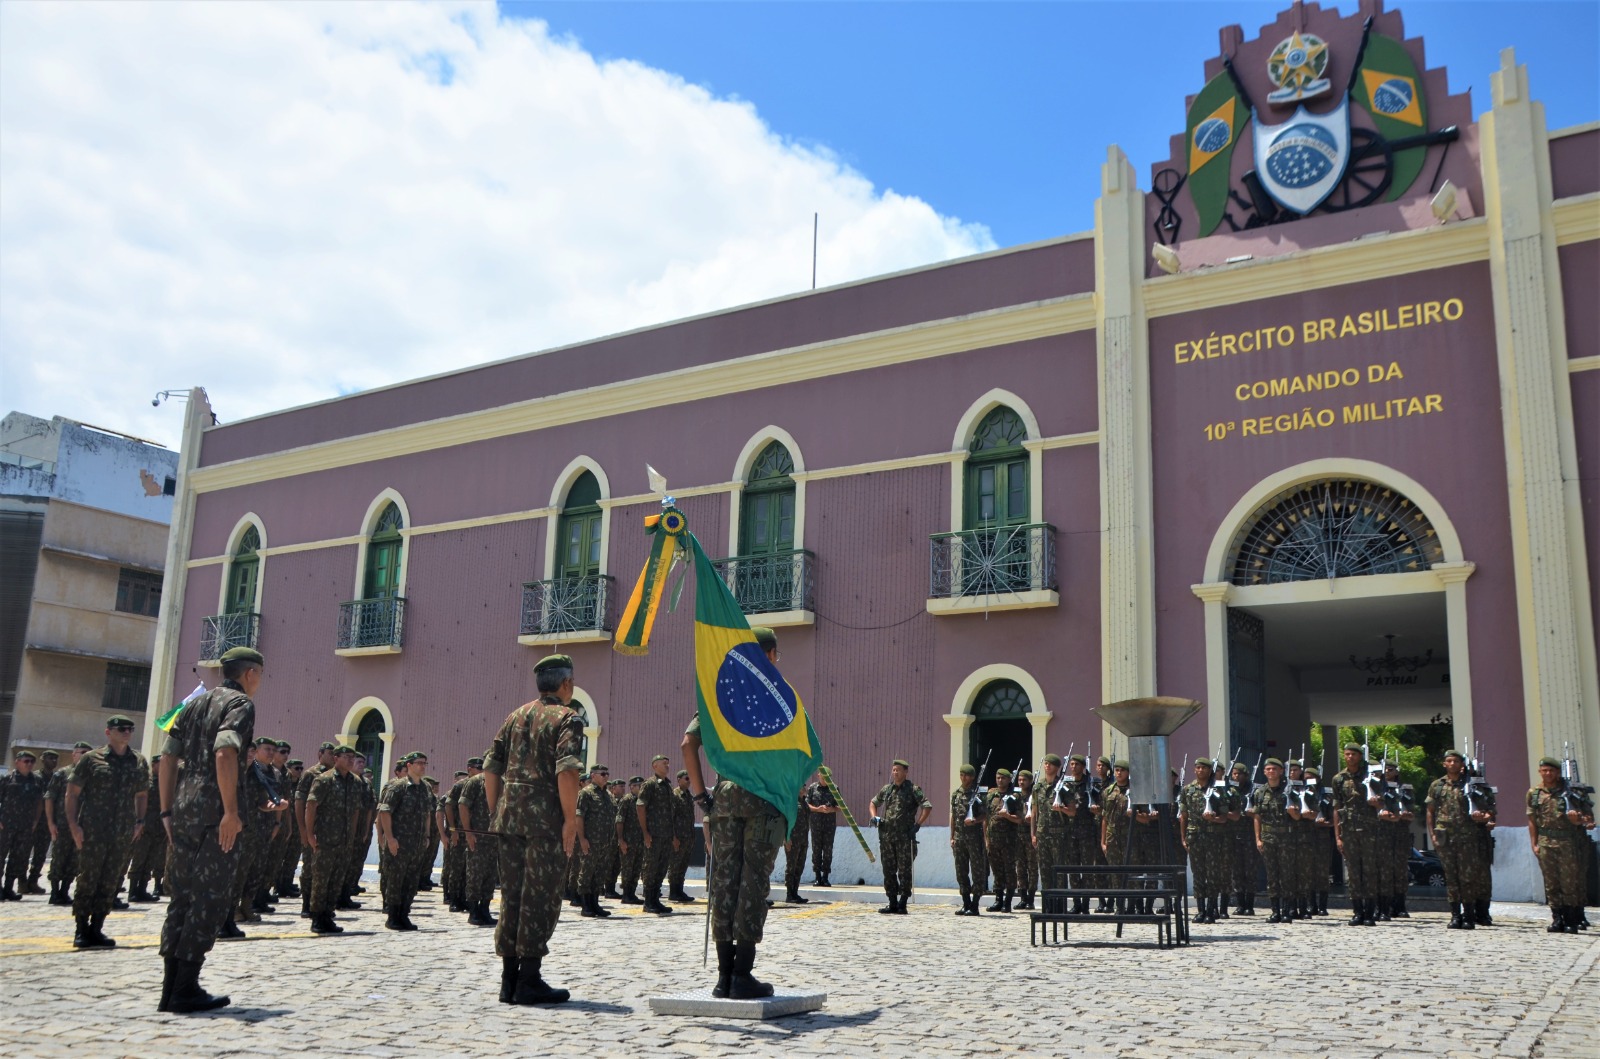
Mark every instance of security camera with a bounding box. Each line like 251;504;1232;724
152;398;161;407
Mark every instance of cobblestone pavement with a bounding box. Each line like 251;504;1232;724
2;878;1596;1059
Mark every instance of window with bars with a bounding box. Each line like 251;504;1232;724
116;569;163;618
1230;479;1444;586
102;663;150;712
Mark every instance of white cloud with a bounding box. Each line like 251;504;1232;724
0;1;994;447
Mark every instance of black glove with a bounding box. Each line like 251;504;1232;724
694;791;713;813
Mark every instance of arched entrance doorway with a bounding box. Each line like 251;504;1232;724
968;679;1033;787
355;709;386;799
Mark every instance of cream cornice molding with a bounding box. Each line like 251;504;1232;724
1552;193;1600;246
1143;217;1491;319
402;508;556;537
187;294;1098;495
1569;356;1600;373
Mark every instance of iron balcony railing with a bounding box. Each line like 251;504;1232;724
521;574;614;638
337;597;406;650
710;549;815;615
929;523;1057;600
200;612;260;661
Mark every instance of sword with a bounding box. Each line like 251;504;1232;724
818;766;875;863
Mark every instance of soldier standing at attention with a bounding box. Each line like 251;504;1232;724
304;746;362;935
805;770;838;887
229;737;285;933
1331;743;1383;926
636;754;679;914
616;776;645;903
784;778;811;904
1013;769;1038;909
1059;754;1099;914
985;768;1022;912
1305;765;1334;916
444;760;480;912
377;751;434;930
344;756;376;906
1426;748;1495;929
157;646;259;1013
604;778;626;897
0;749;46;900
870;759;932;914
1179;758;1228;923
575;765;615;918
66;717;149;945
417;774;442;892
1125;761;1163;913
26;750;58;895
45;743;90;905
459;752;499;927
1283;759;1313;920
485;653;584;1005
268;742;298;900
294;742;336;918
1229;762;1258;916
126;756;166;902
1033;754;1067;897
682;626;790;999
668;769;697;903
1100;759;1130;911
1378;760;1413;919
1249;758;1294;923
1527;756;1595;934
949;763;987;917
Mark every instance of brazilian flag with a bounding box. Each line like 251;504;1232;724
1185;70;1246;237
1352;33;1428;201
686;532;822;835
156;682;208;732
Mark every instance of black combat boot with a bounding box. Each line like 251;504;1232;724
604;884;623;900
1267;897;1282;924
712;941;736;998
335;896;360;911
88;912;116;947
786;887;809;904
511;957;570;1005
468;900;497;926
1574;907;1590;931
48;881;67;906
968;894;981;916
128;883;153;902
590;892;611;918
499;955;518;1003
1001;890;1014;913
580;892;600;919
1549;907;1567;933
1394;894;1409;918
1348;899;1365;926
897;894;910;914
1475;900;1493;926
310;912;343;934
0;881;18;901
987;891;1005;913
153;879;165;898
878;893;898;914
643;890;674;914
620;886;642;905
1317;892;1329;916
158;956;179;1012
1374;897;1390;922
953;891;970;916
217;917;245;940
728;942;774;999
1446;901;1464;928
167;959;229;1014
1217;895;1230;919
72;915;92;948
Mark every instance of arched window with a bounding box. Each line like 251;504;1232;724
364;502;405;599
557;472;602;580
967;679;1032;787
354;710;386;800
740;441;796;556
1230;479;1443;586
225;526;260;615
965;407;1029;530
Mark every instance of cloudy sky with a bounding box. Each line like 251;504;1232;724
2;1;1594;449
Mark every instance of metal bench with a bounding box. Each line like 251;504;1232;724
1030;863;1190;948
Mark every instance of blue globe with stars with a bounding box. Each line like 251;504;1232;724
1372;78;1413;115
1266;123;1338;189
715;642;798;738
1193;117;1231;154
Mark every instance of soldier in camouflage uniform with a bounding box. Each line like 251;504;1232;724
376;751;435;930
1282;760;1314;919
1305;765;1335;916
870;759;931;914
1179;758;1230;923
416;774;442;892
574;765;614;917
1100;760;1131;912
1427;748;1495;929
126;756;167;901
294;742;336;918
949;763;987;916
45;743;90;905
485;653;584;1005
1032;754;1068;896
157;647;260;1013
344;758;376;905
805;771;838;886
784;779;811;904
1378;761;1414;920
1331;743;1383;926
67;717;149;945
1527;756;1594;934
984;768;1022;912
460;756;499;926
669;769;697;902
229;737;286;932
1013;769;1038;908
444;760;479;912
636;754;678;914
0;749;46;900
604;778;626;896
1248;758;1294;922
1124;762;1164;913
304;747;363;934
1229;762;1258;915
1059;754;1100;914
25;750;58;894
273;755;304;899
616;776;645;903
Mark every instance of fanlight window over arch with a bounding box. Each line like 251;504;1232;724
971;678;1031;718
1230;479;1443;586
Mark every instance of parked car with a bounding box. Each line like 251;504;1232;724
1408;848;1445;888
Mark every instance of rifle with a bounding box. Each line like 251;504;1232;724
1559;742;1596;818
1463;739;1491;818
1242;752;1264;812
816;766;874;863
1002;758;1025;816
1052;743;1076;807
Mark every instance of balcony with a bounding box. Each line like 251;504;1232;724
336;597;406;655
199;612;260;666
519;574;614;645
927;523;1059;615
710;549;815;626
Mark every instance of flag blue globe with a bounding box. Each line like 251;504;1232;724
1266;123;1338;189
1194;117;1231;154
1372;78;1413;115
715;643;799;738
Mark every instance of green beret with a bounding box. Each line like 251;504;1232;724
589;764;607;774
254;736;276;747
287;759;303;768
424;776;439;786
1538;756;1561;769
1067;754;1086;765
1097;755;1112;767
608;779;624;787
676;770;689;779
1442;749;1465;762
751;627;777;651
106;715;136;729
318;741;337;751
73;741;93;750
362;768;373;776
652;754;669;764
276;741;290;750
1018;769;1034;779
219;646;264;666
533;653;573;674
994;768;1012;779
1194;757;1214;768
40;750;59;760
892;759;910;769
399;752;418;764
14;750;36;762
454;770;468;777
335;745;355;755
1042;754;1062;766
959;764;976;776
1265;757;1284;769
1114;759;1129;770
1343;742;1362;752
466;757;484;768
629;775;644;784
1304;767;1320;777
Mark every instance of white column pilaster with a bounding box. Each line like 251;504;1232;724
1191;582;1234;756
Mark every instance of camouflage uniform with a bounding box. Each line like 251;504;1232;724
345;779;376;898
460;774;499;908
1426;775;1493;904
784;787;810;897
1060;776;1100;893
69;745;150;919
637;771;677;904
576;782;617;896
691;718;785;944
416;786;441;891
1331;764;1382;906
443;775;469;908
0;765;46;894
617;789;644;897
805;779;837;880
1033;778;1069;890
487;695;584;960
1101;781;1131;867
1178;781;1229;907
126;766;168;897
1229;784;1258;907
871;779;929;904
305;768;362;920
377;776;435;921
293;762;330;916
1014;779;1040;900
1527;784;1588;909
28;761;56;891
1249;781;1293;902
46;765;79;896
669;783;696;897
949;785;988;902
984;787;1020;898
262;763;292;899
233;757;281;919
159;684;254;963
271;767;301;897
